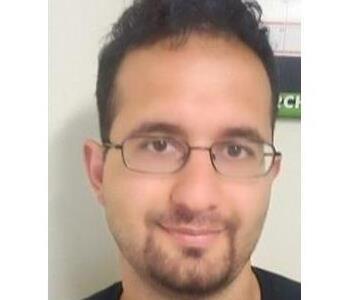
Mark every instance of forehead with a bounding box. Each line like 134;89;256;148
111;33;272;142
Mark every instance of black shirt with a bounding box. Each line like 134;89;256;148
84;267;300;300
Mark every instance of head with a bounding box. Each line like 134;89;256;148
84;0;281;298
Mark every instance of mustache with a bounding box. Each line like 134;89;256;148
147;203;237;231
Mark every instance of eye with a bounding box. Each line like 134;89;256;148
227;144;243;157
150;139;168;152
141;137;177;154
222;143;254;159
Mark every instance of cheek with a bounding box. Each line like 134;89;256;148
102;156;171;244
233;180;271;216
225;179;272;242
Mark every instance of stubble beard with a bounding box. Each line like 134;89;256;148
115;225;253;298
142;229;241;297
112;206;262;298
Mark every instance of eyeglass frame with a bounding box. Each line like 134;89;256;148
103;135;282;178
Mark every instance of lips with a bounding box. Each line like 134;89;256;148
159;224;224;248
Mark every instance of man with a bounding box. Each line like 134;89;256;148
83;0;300;299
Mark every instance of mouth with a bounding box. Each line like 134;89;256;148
158;224;224;248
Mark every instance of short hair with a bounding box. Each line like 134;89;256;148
96;0;277;142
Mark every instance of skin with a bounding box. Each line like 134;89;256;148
84;33;281;300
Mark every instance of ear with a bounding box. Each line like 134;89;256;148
270;154;282;180
83;139;106;205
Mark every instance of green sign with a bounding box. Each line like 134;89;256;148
277;92;301;119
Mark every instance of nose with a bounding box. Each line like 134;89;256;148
170;149;222;213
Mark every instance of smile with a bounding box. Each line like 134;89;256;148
159;224;224;248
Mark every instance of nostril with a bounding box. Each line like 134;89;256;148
208;204;216;211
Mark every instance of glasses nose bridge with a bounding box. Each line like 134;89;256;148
189;145;212;152
181;145;216;172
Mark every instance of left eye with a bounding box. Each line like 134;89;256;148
224;144;253;158
227;145;243;156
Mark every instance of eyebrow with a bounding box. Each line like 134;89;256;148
124;121;266;143
125;121;188;140
219;127;266;143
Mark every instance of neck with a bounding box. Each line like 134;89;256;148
120;258;260;300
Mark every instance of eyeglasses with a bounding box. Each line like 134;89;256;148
103;136;281;179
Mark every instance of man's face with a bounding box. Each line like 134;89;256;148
85;34;280;296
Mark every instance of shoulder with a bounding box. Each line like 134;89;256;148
252;267;301;300
82;282;123;300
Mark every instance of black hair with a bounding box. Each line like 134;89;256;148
96;0;277;142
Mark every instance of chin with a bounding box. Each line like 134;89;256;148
141;231;244;297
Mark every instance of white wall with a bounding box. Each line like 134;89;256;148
49;1;300;299
252;120;300;279
49;1;126;299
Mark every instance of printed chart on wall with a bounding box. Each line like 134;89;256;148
261;0;301;119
